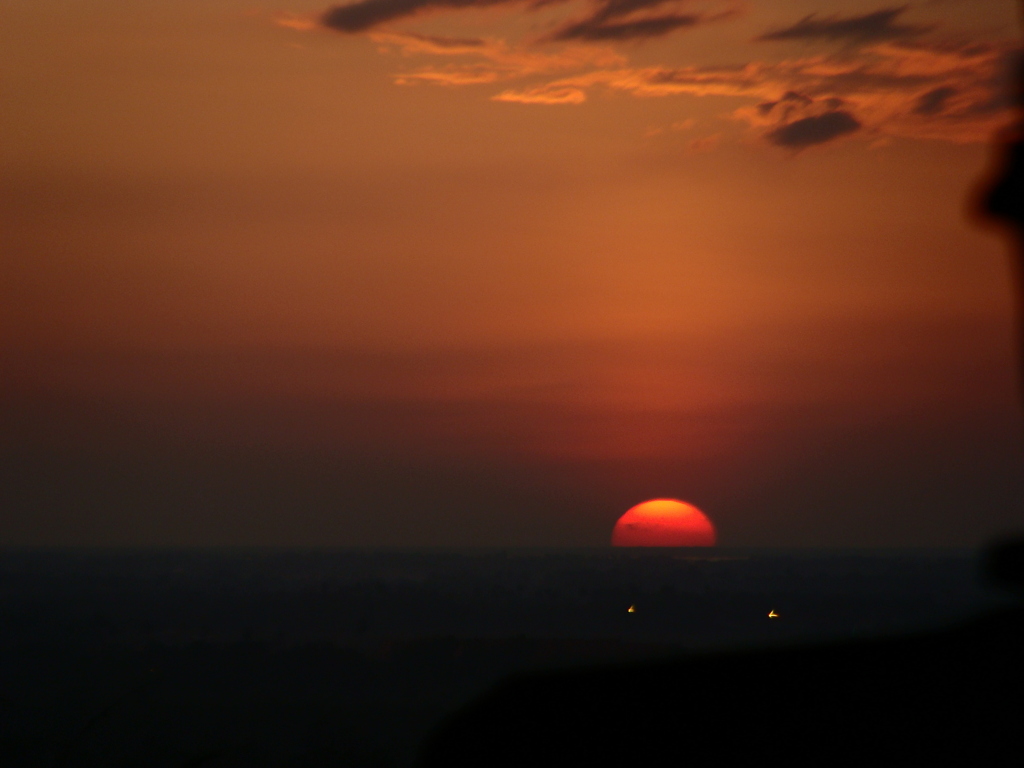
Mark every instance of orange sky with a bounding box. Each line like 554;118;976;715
2;0;1023;545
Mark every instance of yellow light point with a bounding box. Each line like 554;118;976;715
768;610;779;618
627;605;636;613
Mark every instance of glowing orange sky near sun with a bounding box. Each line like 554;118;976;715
611;499;717;547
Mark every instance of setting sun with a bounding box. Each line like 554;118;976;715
611;499;717;547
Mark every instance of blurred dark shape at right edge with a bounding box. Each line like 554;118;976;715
418;41;1024;768
980;49;1024;597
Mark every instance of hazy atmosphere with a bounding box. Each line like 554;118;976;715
3;0;1023;546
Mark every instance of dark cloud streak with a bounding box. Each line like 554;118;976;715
553;13;700;41
322;0;516;33
765;110;861;148
323;0;710;42
756;6;931;44
552;0;718;42
913;85;957;115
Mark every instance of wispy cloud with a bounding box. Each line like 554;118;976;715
687;132;720;152
491;40;1015;145
373;31;625;86
493;85;589;103
277;2;1016;149
272;12;320;31
737;41;1017;144
491;62;766;103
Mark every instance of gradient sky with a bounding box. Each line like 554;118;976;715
3;0;1023;546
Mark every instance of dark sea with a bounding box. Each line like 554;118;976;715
0;548;1010;767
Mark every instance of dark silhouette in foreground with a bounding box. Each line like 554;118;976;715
419;81;1024;768
419;553;1024;766
0;550;991;767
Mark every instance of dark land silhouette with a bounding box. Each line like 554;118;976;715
419;558;1024;766
0;550;1001;767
